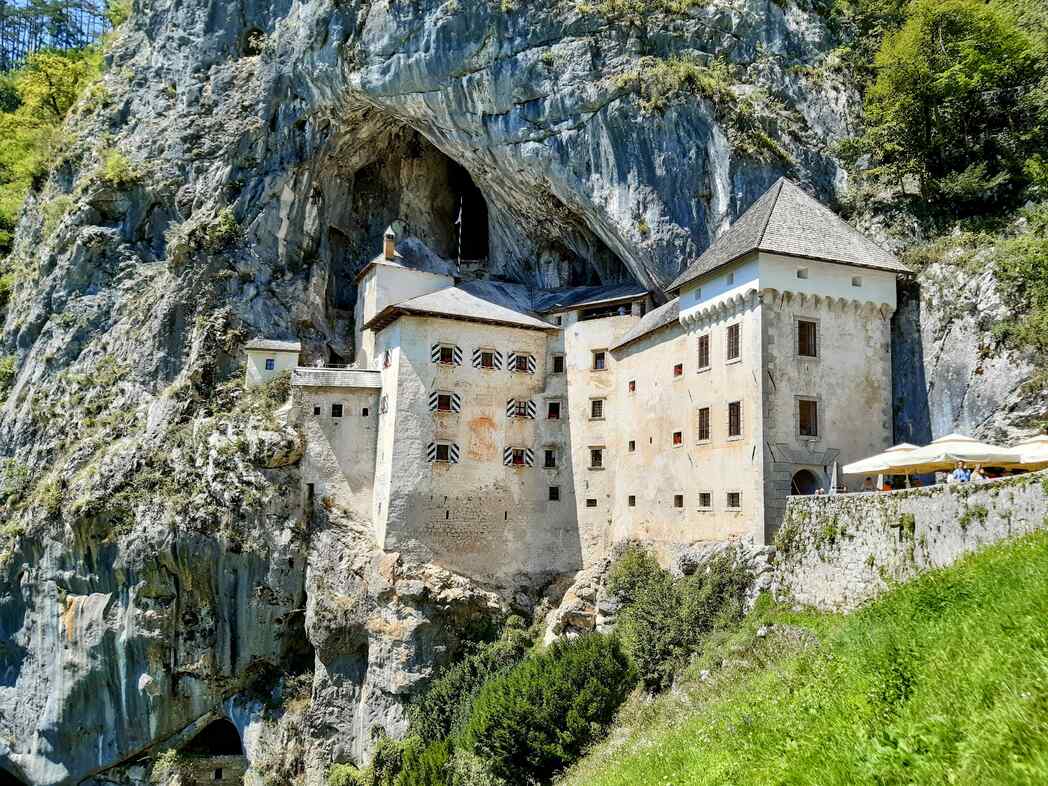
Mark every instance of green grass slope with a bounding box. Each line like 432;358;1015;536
561;532;1048;786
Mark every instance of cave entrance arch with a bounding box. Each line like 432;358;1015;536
180;718;243;756
790;469;821;496
0;769;27;786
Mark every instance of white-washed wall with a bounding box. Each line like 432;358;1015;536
772;471;1048;611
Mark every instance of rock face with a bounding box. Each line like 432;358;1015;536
0;0;1043;784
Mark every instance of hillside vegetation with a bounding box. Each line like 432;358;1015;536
561;531;1048;786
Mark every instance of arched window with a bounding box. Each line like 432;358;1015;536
791;469;821;496
181;718;243;756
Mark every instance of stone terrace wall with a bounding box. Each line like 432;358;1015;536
771;470;1048;611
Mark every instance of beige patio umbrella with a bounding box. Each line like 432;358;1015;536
1016;434;1048;470
842;443;919;475
885;433;1021;474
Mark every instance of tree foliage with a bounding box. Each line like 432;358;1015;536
859;0;1048;215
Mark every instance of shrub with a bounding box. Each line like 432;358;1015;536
396;738;452;786
993;209;1048;351
0;354;14;396
461;634;634;785
327;763;364;786
106;0;132;26
99;149;140;189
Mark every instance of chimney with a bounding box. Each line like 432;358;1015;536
383;226;396;261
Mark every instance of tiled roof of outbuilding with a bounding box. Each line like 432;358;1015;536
244;339;302;352
667;178;906;293
365;287;557;332
611;298;680;351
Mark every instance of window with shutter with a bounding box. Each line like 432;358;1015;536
480;351;495;369
435;444;451;462
439;346;455;365
437;393;453;412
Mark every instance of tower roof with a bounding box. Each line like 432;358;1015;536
667;178;906;293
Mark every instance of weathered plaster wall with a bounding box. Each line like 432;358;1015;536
772;471;1048;611
245;349;299;388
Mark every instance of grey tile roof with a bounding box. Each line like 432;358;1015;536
667;178;906;292
367;286;557;332
534;283;649;313
611;298;681;351
245;339;302;352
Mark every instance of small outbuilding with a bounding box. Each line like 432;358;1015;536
244;338;302;388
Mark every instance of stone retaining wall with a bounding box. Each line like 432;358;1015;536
771;470;1048;610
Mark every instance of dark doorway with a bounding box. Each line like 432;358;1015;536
791;469;821;496
181;718;243;756
0;770;26;786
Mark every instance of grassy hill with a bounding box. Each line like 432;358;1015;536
560;531;1048;786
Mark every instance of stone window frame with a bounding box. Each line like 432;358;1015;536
551;353;565;374
726;490;743;511
672;430;684;447
696;406;712;444
264;358;276;371
434;442;452;463
725;322;742;365
628;379;637;394
627;494;637;507
796;394;821;440
545;399;563;420
589;397;606;421
628;439;636;453
435;391;454;413
589;446;605;470
511;352;535;374
478;348;498;370
543;446;558;469
726;400;743;441
591;349;608;371
697;491;714;511
331;403;343;419
851;275;863;288
795;315;820;360
697;333;711;373
312;404;321;416
673;494;684;509
585;498;598;508
549;486;561;502
673;362;684;380
436;343;458;366
510;447;527;466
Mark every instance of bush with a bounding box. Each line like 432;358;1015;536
396;738;452;786
327;763;364;786
993;209;1048;351
99;149;140;189
461;634;634;785
0;354;14;396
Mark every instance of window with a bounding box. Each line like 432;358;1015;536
673;362;684;378
312;404;321;416
727;491;742;510
590;447;604;469
628;495;636;507
435;443;451;462
697;334;710;370
728;401;742;438
586;498;598;508
513;400;528;418
552;354;565;373
693;287;702;301
265;358;275;371
511;448;526;466
592;350;607;370
797;267;809;280
213;769;223;781
383;349;392;368
852;276;863;288
544;449;557;468
480;350;496;369
628;439;636;452
698;492;713;510
726;323;741;361
514;354;531;372
673;431;683;446
547;401;561;420
549;486;560;501
590;399;605;420
799;398;819;438
438;345;455;365
362;407;369;417
437;393;453;412
697;407;711;442
331;404;343;418
628;379;636;394
726;271;735;285
674;494;684;508
798;320;818;357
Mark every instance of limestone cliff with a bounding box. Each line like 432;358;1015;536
0;1;1043;784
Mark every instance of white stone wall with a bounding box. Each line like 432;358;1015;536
772;471;1048;611
245;349;299;388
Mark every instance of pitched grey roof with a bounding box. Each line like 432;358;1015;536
611;298;681;351
667;178;906;293
245;339;302;352
365;287;557;332
534;283;649;314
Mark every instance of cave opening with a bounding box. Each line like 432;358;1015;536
0;769;26;786
447;157;489;263
180;718;244;757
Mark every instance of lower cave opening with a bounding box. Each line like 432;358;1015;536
0;769;26;786
181;718;243;756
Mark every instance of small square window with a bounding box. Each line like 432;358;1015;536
673;363;683;378
480;351;496;369
312;404;321;416
511;448;526;466
514;354;531;372
726;271;735;285
552;354;565;373
674;494;684;508
697;407;711;442
799;399;819;438
673;431;683;446
544;449;557;468
628;495;636;507
592;351;606;371
797;268;809;280
590;448;604;469
553;315;563;326
697;334;710;370
852;276;863;288
628;440;636;452
549;486;560;501
513;400;528;418
798;320;818;358
694;287;702;301
726;323;741;361
435;443;451;462
727;491;742;510
331;404;343;418
362;407;369;417
728;401;742;438
590;399;605;420
547;401;561;420
437;393;453;412
439;346;455;364
586;498;598;508
698;492;713;510
265;358;275;371
628;379;636;394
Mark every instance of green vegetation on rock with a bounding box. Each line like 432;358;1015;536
561;531;1048;786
